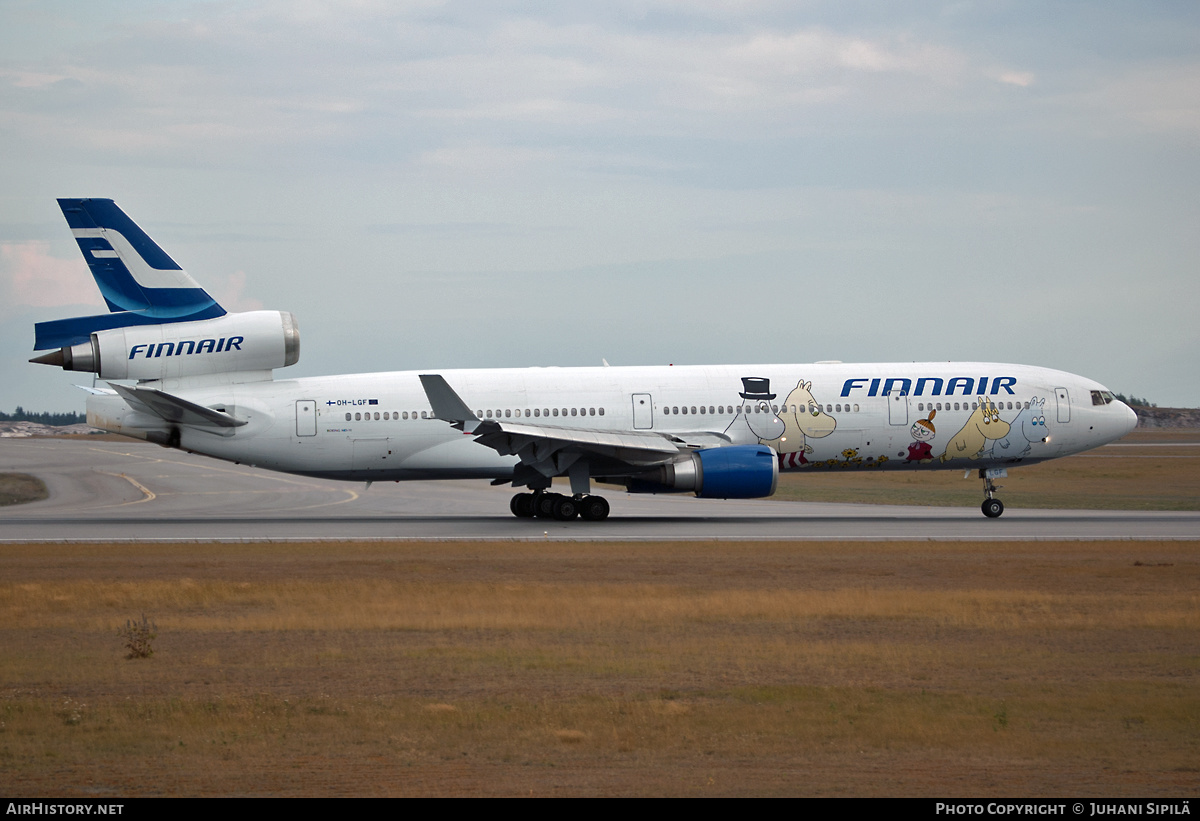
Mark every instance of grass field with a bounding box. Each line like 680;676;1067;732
1;429;1196;795
2;539;1197;797
771;429;1200;510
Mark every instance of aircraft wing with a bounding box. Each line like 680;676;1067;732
111;384;247;429
420;374;704;484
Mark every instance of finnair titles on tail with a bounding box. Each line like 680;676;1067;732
32;198;1138;520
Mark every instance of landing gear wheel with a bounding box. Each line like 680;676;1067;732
535;492;558;519
510;492;536;518
551;495;578;520
578;495;610;522
981;498;1004;518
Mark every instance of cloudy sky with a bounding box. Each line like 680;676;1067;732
2;1;1197;411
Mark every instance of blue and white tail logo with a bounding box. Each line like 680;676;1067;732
33;198;226;350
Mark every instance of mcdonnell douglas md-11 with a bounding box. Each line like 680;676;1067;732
31;198;1138;520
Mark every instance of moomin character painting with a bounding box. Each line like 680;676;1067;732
759;380;838;469
906;410;937;463
724;377;786;446
939;397;1011;462
989;397;1050;460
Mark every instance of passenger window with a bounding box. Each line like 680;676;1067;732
534;408;540;417
354;412;361;420
599;408;604;416
345;413;351;421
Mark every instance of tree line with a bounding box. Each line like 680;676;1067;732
1;407;87;426
1112;392;1156;408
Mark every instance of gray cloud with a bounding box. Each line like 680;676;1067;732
1;1;1197;410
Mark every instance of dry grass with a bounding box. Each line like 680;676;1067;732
0;473;48;507
5;578;1198;633
2;539;1197;796
773;429;1200;510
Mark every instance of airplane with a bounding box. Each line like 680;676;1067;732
30;198;1138;520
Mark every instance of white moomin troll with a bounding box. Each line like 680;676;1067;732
724;376;787;447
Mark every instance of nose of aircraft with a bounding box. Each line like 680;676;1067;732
1120;401;1139;437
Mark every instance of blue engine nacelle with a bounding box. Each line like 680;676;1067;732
625;445;778;499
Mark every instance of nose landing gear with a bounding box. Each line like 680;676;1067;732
981;497;1004;518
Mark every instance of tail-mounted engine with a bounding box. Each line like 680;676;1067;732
625;444;779;499
31;310;299;381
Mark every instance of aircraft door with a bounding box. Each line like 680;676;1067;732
296;400;317;436
887;390;909;426
1055;387;1071;423
632;393;653;429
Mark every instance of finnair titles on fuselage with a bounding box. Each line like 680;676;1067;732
31;198;1137;520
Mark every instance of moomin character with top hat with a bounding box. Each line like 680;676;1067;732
724;376;786;446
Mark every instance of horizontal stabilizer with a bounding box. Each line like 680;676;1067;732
111;384;246;428
74;384;116;396
34;309;225;351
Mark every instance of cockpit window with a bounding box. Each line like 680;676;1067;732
1091;390;1115;406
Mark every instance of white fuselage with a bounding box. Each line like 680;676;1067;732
87;361;1137;483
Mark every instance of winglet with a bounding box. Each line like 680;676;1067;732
419;374;481;433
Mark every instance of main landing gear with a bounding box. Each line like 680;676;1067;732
510;491;611;521
979;468;1005;518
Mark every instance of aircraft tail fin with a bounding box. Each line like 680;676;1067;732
33;198;226;350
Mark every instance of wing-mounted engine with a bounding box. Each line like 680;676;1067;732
625;444;779;499
31;310;299;382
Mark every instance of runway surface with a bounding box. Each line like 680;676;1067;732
2;438;1197;541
